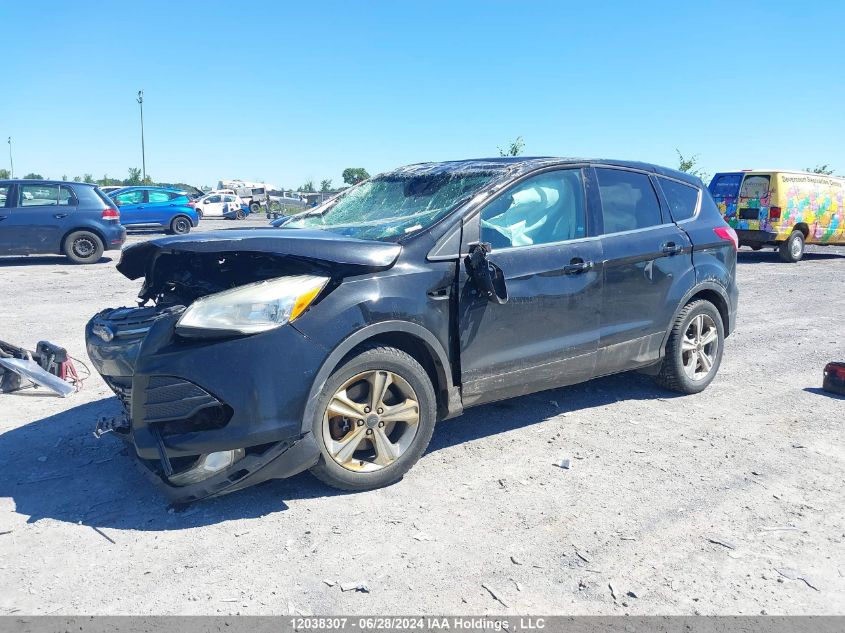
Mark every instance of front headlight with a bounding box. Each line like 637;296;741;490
176;274;329;337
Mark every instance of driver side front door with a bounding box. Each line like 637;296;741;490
457;167;604;406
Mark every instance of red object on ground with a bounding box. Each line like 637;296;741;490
822;362;845;396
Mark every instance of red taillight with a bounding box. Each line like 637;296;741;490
186;201;196;208
102;208;120;221
769;206;781;220
714;226;739;250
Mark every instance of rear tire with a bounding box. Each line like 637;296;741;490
249;202;260;214
169;215;191;235
778;230;804;263
63;231;104;264
309;345;436;491
655;299;724;394
236;209;247;220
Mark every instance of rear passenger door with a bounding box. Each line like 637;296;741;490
590;167;695;375
146;190;174;225
113;189;146;226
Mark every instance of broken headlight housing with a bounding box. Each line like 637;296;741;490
176;275;329;337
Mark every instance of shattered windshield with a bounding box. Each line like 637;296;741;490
278;171;498;241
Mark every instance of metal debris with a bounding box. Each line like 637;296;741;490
481;583;509;608
340;581;370;593
510;555;522;565
554;458;571;469
775;568;819;591
706;536;737;550
92;527;115;544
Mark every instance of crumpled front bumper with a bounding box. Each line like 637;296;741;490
85;305;326;503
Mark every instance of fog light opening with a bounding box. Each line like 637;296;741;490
168;448;246;487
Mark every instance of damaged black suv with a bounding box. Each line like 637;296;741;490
86;158;738;503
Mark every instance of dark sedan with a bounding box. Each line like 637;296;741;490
85;158;738;503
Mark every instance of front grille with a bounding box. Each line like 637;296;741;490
92;305;184;341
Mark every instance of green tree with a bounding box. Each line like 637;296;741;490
498;136;525;157
97;174;122;186
23;172;43;179
806;164;835;175
0;168;10;179
83;173;94;184
320;179;333;192
342;167;370;185
676;149;709;183
72;176;82;182
124;167;143;186
298;179;315;192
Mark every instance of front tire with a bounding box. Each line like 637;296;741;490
63;230;104;264
309;345;436;491
249;202;260;214
236;208;247;220
778;230;804;262
655;299;724;394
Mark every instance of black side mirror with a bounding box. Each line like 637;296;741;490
465;242;508;304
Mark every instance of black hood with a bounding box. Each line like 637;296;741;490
116;228;402;280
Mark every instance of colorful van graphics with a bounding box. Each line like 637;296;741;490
708;170;844;260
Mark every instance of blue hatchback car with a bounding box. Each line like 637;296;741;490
110;186;200;234
0;180;126;263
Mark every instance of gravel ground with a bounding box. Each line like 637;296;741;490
0;219;843;616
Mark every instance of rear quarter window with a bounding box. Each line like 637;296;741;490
595;168;663;233
658;178;700;222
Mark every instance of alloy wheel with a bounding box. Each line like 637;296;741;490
681;314;719;381
322;370;420;472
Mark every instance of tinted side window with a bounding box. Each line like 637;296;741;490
148;191;171;203
659;178;699;221
58;185;77;206
596;168;662;233
20;184;59;206
0;185;9;207
115;190;144;205
480;169;586;249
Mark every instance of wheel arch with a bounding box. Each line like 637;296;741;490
171;213;194;228
59;225;106;255
792;222;810;238
300;321;460;433
660;282;732;353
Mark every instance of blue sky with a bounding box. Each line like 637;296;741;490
2;1;843;188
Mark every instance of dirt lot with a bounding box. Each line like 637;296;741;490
0;219;843;616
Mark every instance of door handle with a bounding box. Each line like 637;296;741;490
53;213;68;219
563;259;594;274
662;242;683;255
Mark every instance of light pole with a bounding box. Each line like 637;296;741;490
137;90;146;182
7;137;12;178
